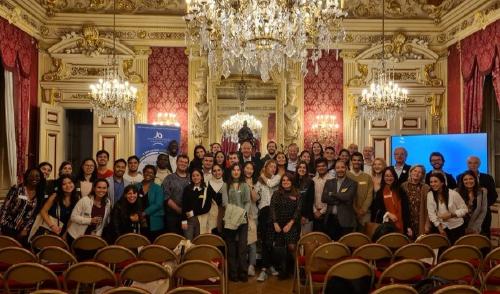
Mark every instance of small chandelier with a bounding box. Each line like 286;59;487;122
221;77;262;143
358;0;410;121
89;0;137;119
312;114;340;146
153;112;180;127
184;0;348;82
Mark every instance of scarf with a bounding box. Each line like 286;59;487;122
209;178;224;193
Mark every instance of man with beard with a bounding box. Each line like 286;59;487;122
155;153;170;185
106;159;130;206
425;152;457;189
261;141;278;163
347;152;373;227
96;150;113;179
124;155;143;184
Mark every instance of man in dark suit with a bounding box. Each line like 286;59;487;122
261;140;278;163
321;160;358;240
238;140;262;177
457;156;498;237
425;152;457;189
389;147;411;184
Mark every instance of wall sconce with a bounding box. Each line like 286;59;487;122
153;112;180;127
311;114;340;147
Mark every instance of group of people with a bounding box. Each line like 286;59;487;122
0;139;497;283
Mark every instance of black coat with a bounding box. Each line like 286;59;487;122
389;164;411;184
297;179;315;221
105;197;143;243
370;187;411;235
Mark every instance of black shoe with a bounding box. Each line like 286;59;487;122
239;275;248;282
229;276;239;282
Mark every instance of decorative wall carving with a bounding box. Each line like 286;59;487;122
122;59;143;83
284;83;300;145
423;63;443;87
369;33;428;62
191;79;209;143
42;58;70;81
347;63;368;87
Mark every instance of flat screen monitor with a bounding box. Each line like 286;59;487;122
390;133;488;179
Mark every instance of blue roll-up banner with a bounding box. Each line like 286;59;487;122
135;124;181;171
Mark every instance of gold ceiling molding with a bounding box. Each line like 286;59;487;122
0;0;45;38
345;0;462;22
37;0;185;16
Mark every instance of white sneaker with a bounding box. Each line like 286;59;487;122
257;270;268;282
248;265;255;276
269;266;279;276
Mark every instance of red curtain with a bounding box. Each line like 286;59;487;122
0;17;38;179
460;20;500;132
447;44;462;133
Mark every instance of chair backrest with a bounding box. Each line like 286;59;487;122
324;258;373;281
30;290;67;294
338;232;371;250
71;235;108;252
138;245;178;264
154;233;186;250
94;245;136;271
455;234;492;250
192;234;226;249
376;233;410;251
4;262;60;291
167;286;212;294
297;232;331;248
416;234;450;250
121;261;170;284
483;246;500;271
483;263;500;291
63;261;118;291
352;243;392;262
184;244;224;264
308;242;350;273
31;235;69;251
0;247;37;266
438;245;483;264
103;286;151;294
0;235;22;248
377;260;426;288
393;243;436;265
428;260;476;284
38;246;77;270
433;284;481;294
115;233;151;250
173;260;222;292
372;284;418;294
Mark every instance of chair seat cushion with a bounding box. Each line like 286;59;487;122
311;273;326;283
297;255;306;266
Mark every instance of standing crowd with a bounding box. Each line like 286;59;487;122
0;139;497;282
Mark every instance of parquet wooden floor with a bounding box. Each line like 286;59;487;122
228;276;294;294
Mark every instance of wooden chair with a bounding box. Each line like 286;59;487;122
392;243;436;267
306;242;350;294
294;232;331;294
482;263;500;292
321;259;373;294
103;286;151;294
338;232;371;250
154;233;186;250
94;245;137;273
352;243;393;277
63;261;118;293
173;260;223;294
38;246;77;274
428;260;476;285
433;284;481;294
0;235;21;249
115;233;151;251
31;234;69;251
438;245;483;273
416;234;450;251
0;247;37;272
483;246;500;276
376;233;410;252
376;260;426;288
372;284;418;294
191;234;228;292
121;261;170;287
3;262;60;292
183;244;226;293
71;235;108;261
455;234;491;251
167;286;212;294
138;244;178;264
30;290;67;294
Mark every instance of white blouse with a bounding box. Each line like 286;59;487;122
427;189;468;230
255;174;281;210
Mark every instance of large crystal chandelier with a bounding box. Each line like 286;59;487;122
221;78;262;143
184;0;348;82
359;0;410;121
89;0;137;119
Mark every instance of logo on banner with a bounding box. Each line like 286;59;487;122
154;131;163;139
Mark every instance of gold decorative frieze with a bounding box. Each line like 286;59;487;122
122;59;143;83
42;58;70;81
60;25;110;56
422;63;443;87
347;63;368;87
369;32;427;62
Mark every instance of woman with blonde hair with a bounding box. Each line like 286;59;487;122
371;158;387;194
401;165;430;237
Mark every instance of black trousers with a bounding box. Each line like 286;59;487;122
165;213;183;235
258;206;273;269
445;224;465;245
325;215;354;241
225;224;248;279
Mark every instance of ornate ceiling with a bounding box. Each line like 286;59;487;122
37;0;461;22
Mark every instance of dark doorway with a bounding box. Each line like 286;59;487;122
481;74;500;183
66;109;93;169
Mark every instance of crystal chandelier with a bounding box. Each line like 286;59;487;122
153;112;181;127
221;78;262;143
184;0;348;82
358;0;410;121
312;114;340;146
89;0;137;119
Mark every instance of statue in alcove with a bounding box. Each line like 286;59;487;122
284;83;300;144
192;87;209;141
238;120;254;144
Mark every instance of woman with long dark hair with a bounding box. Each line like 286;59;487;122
206;163;226;235
371;167;411;236
181;168;212;240
309;141;323;173
137;165;165;242
224;163;251;282
275;152;288;176
295;161;315;234
427;172;468;244
76;158;98;198
29;175;79;241
189;145;206;173
270;173;302;279
338;148;351;170
214;151;227;172
0;167;46;246
243;161;258;277
105;185;143;243
456;170;487;235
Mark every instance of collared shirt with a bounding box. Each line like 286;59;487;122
203;170;213;183
313;173;334;214
113;177;125;202
287;159;298;172
243;156;252;162
123;173;143;184
169;155;177;173
394;165;404;178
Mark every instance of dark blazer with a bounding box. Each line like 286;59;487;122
297;179;315;221
321;177;358;228
457;172;498;206
425;171;457;189
390;164;411;184
371;187;410;234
